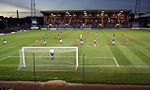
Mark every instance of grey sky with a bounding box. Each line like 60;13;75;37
0;0;149;17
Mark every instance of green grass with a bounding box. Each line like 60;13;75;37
0;29;150;84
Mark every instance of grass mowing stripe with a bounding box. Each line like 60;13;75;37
118;45;148;66
127;45;150;65
0;37;35;53
103;30;132;65
126;35;150;51
0;35;40;57
129;45;150;58
110;46;132;65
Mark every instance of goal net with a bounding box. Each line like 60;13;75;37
18;47;78;71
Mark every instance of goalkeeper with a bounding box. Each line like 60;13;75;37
50;49;55;60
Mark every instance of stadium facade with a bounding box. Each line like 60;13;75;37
41;10;132;29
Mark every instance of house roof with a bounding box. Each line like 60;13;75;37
140;12;150;17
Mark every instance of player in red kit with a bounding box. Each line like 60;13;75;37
121;32;125;36
36;40;38;46
93;38;97;46
86;31;89;35
126;38;128;45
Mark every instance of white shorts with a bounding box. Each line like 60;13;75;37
112;41;115;44
80;41;83;44
60;40;62;43
4;41;6;44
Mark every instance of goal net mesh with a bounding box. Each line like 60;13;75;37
18;47;78;71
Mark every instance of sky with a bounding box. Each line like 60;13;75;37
0;0;149;17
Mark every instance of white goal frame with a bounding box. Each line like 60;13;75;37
19;47;79;70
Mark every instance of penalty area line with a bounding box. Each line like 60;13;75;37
0;56;19;62
0;56;9;62
113;57;119;67
18;69;72;72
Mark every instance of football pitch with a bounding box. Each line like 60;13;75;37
0;29;150;84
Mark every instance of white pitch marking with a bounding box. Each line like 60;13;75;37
19;69;71;72
85;56;114;59
6;56;115;59
113;57;120;67
79;65;150;68
0;64;149;68
0;56;18;62
0;56;9;62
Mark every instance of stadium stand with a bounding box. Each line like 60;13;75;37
41;10;132;29
139;12;150;28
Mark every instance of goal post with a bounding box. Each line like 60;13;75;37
19;47;79;71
